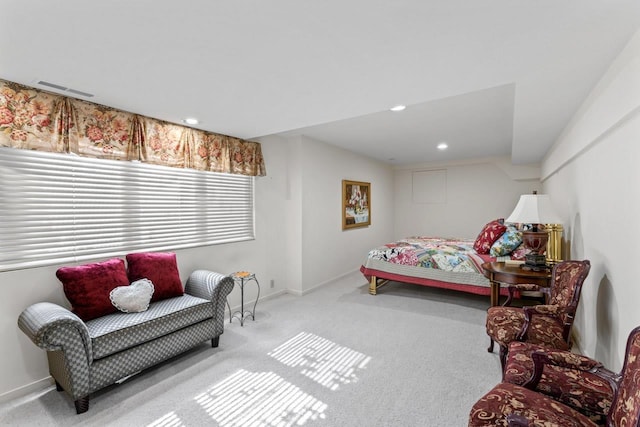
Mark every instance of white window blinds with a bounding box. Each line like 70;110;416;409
0;147;254;271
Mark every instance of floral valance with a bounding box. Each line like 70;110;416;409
0;79;266;176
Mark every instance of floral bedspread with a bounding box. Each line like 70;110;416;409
366;237;486;273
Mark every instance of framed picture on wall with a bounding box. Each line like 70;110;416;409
342;180;371;230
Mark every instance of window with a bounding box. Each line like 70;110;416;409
0;147;254;271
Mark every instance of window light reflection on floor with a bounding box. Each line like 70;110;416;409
268;332;371;391
147;411;185;427
194;369;327;427
148;332;369;426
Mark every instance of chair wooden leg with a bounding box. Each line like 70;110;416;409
487;338;495;353
55;380;63;392
211;336;219;348
74;397;89;414
499;345;508;378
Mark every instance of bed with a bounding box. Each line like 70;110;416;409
360;234;521;301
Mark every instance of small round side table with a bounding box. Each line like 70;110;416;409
226;271;260;326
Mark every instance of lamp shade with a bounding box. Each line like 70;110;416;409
505;194;562;225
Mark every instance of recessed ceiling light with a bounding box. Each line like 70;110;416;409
390;105;406;112
182;117;199;125
437;142;448;150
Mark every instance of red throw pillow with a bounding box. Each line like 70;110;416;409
473;219;507;254
56;258;130;321
126;252;184;302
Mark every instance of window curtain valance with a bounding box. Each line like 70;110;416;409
0;79;266;176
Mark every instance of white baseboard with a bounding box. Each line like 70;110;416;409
286;268;360;297
226;289;287;314
0;377;53;406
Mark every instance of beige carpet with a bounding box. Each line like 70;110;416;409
0;272;503;426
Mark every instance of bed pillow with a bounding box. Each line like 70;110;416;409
126;252;183;302
473;219;507;254
490;226;523;256
510;243;530;260
56;258;130;321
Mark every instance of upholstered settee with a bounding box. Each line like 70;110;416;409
17;253;234;414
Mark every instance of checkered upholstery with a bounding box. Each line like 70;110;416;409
186;270;231;337
87;294;213;359
89;319;218;392
18;269;234;410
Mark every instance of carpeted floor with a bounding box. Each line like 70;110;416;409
0;272;504;426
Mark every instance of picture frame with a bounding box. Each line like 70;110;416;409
342;180;371;230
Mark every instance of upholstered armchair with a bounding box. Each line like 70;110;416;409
485;260;591;370
504;341;614;423
469;325;640;426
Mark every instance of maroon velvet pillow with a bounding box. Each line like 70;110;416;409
473;219;507;254
126;252;183;302
56;258;130;321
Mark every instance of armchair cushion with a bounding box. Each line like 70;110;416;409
468;381;595;426
56;258;130;321
504;341;613;422
126;252;184;302
523;304;561;316
486;306;569;350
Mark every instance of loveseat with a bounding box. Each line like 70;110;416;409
17;252;234;414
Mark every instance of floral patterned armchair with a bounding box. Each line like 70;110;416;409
485;260;591;371
469;325;640;426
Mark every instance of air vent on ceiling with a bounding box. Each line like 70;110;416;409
37;80;94;98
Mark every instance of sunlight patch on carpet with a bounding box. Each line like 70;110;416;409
268;332;371;391
147;411;185;427
194;369;327;426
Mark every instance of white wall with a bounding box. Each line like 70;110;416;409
393;157;541;240
298;136;395;293
542;29;640;370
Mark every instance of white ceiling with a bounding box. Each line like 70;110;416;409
1;1;639;165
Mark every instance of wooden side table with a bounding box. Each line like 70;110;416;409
481;262;552;307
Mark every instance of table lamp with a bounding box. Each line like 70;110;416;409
506;191;562;268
